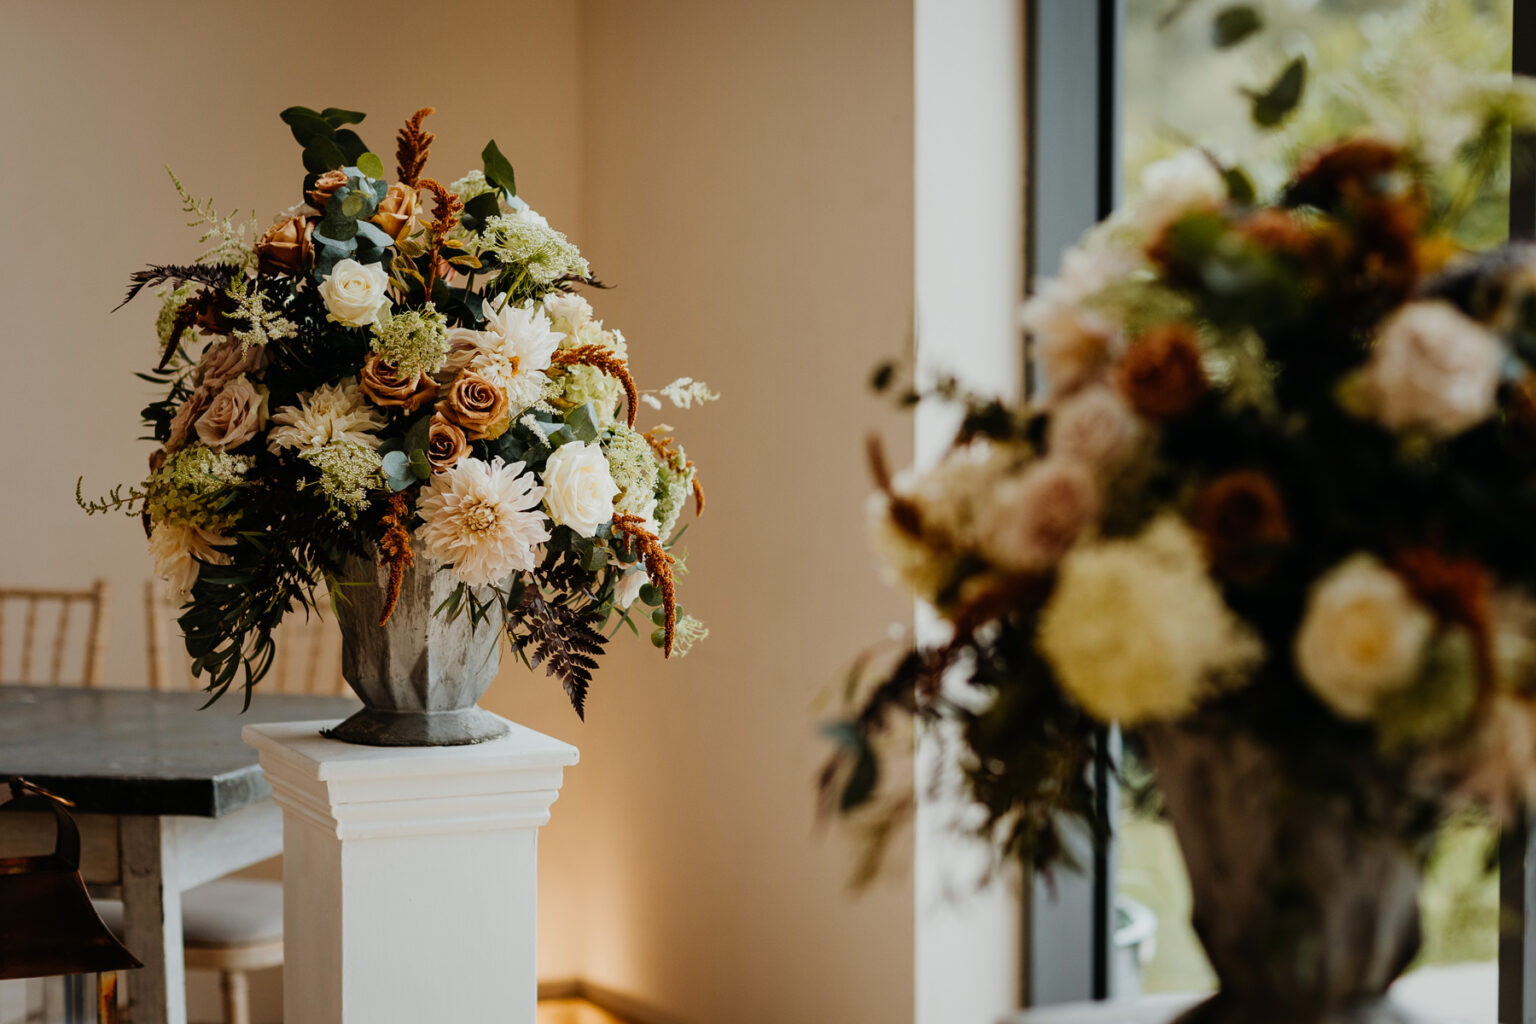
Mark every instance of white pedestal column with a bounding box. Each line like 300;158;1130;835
243;719;578;1024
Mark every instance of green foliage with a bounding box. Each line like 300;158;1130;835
481;139;518;197
1247;56;1307;128
1212;4;1262;47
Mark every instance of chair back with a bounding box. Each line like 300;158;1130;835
0;582;109;687
145;582;348;696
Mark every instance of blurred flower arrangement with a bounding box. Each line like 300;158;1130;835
82;106;713;710
826;119;1536;877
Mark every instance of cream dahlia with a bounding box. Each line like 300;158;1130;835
267;379;386;453
446;299;564;414
415;456;550;585
149;521;236;596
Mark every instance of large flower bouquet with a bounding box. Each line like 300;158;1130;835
83;106;711;711
827;131;1536;876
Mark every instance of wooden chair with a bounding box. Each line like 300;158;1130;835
125;581;349;1024
0;581;109;686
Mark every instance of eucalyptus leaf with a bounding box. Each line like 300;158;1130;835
1212;5;1262;48
1223;166;1256;205
354;220;394;250
381;451;415;492
481;139;518;196
356;151;386;179
565;401;601;442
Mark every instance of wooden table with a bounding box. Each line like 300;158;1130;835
0;685;358;1024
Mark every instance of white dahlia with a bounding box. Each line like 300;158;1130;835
446;300;565;414
149;521;235;596
415;457;550;586
267;379;385;453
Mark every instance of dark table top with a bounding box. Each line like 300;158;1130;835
0;685;359;817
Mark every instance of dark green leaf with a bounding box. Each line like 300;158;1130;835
481;139;518;196
408;450;432;480
302;136;347;174
841;747;879;811
1223;166;1256;204
1212;5;1262;48
870;361;898;392
320;107;367;127
356;151;385;179
281;107;332;146
333;129;369;164
460;191;502;232
1249;57;1307;128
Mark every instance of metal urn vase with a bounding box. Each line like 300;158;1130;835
325;544;509;747
1145;719;1424;1024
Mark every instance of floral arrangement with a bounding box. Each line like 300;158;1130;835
826;129;1536;876
82;106;713;711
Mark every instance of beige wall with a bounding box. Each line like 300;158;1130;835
2;1;917;1021
496;1;918;1020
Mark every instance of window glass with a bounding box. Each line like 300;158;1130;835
1116;0;1511;1009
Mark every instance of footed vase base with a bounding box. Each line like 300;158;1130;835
1172;994;1422;1024
322;706;511;747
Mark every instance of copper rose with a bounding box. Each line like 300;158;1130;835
359;353;438;413
1116;324;1208;419
441;373;511;440
305;169;349;211
1195;470;1291;585
426;414;470;472
255;215;315;276
370;182;420;241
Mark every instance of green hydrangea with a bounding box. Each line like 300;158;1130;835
480;214;589;285
371;305;450;378
146;443;253;531
603;425;659;519
562;365;625;426
653;448;696;540
299;441;384;522
155;283;200;352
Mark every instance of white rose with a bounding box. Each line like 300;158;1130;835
1136;149;1227;232
541;441;620;537
544;292;594;331
1365;301;1503;437
614;568;648;610
318;259;391;328
1295;555;1434;720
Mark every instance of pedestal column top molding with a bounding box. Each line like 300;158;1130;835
244;720;579;841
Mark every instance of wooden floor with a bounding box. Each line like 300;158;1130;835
537;998;632;1024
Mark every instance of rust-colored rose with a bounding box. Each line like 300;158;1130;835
255;215;315;276
370;183;420;241
359;353;438;413
426;414;470;472
1116;324;1208;419
1290;137;1402;208
305;169;349;211
1195;470;1290;585
441;373;511;440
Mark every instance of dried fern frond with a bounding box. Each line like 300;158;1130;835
612;512;677;656
374;492;415;626
395;107;436;187
552;345;640;427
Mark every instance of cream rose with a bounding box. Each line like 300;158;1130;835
319;259;392;328
1294;555;1434;720
614;568;648;609
195;337;269;390
541;441;620;537
195;376;269;451
1047;386;1139;473
1365;301;1503;437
